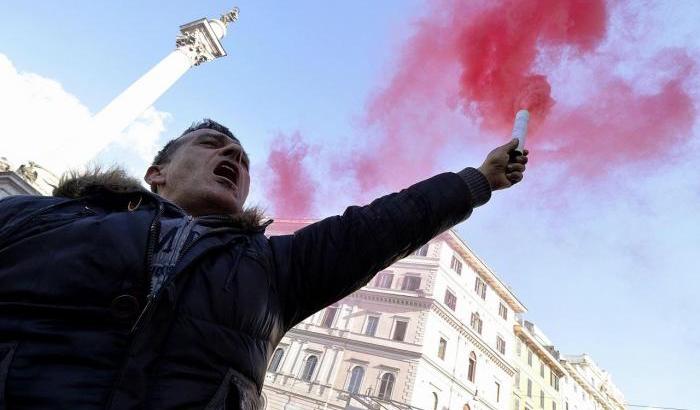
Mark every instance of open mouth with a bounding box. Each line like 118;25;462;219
213;161;239;188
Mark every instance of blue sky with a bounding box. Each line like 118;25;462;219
1;1;698;408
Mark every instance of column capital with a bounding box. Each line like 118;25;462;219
175;7;239;66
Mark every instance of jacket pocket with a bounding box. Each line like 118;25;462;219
204;368;260;410
0;342;17;410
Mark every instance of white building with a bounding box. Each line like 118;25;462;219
262;220;526;410
0;157;57;197
560;355;625;410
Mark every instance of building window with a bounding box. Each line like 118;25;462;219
515;370;520;389
474;277;487;299
268;348;284;372
364;316;379;336
527;379;532;397
514;399;520;410
553;402;557;410
527;349;533;366
444;289;457;310
432;392;439;410
321;305;338;328
401;275;421;291
301;355;318;382
470;312;483;334
392;320;408;341
378;373;395;399
450;255;463;274
496;336;506;355
565;401;569;410
517;340;522;356
498;302;508;320
414;244;429;256
467;351;477;382
540;390;545;408
540;362;545;378
347;366;364;394
375;271;394;288
438;337;447;360
495;381;501;402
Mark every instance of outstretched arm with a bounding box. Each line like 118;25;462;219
271;138;528;329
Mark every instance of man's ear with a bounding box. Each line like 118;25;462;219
144;165;166;192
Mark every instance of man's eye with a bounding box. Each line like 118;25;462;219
201;140;218;147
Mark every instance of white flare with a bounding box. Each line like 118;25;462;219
511;109;529;153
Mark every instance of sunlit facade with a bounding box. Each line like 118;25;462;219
512;321;566;410
262;220;526;410
560;355;625;410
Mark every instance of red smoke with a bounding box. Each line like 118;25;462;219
456;0;607;130
264;132;316;218
543;59;696;176
349;0;696;190
265;0;697;216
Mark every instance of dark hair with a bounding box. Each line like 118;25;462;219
149;118;239;193
151;119;238;166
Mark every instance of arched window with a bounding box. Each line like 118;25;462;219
347;366;365;394
301;355;318;382
467;351;477;382
432;392;439;410
268;348;284;372
378;373;395;400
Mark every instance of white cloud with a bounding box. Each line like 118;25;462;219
0;53;169;177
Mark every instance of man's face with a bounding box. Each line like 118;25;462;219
146;129;250;216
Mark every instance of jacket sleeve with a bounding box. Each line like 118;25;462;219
269;168;491;329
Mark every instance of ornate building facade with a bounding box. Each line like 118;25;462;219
512;321;566;410
559;355;625;410
262;220;526;410
510;320;626;410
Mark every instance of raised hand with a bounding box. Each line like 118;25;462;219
477;138;529;191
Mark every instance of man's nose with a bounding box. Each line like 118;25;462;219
220;143;243;163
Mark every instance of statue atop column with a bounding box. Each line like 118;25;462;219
175;7;240;66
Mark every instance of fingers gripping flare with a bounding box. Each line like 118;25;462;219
477;110;531;191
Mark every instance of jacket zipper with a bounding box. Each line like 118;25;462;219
129;203;163;334
129;214;236;334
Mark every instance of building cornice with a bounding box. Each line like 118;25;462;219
440;231;526;313
390;256;441;271
346;288;433;310
286;327;422;361
513;323;566;377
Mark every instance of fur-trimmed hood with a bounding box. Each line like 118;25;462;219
53;167;146;199
53;167;268;231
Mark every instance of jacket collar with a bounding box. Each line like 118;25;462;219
53;167;270;233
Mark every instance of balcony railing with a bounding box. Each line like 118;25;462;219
345;393;425;410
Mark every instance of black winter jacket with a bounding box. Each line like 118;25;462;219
0;168;490;409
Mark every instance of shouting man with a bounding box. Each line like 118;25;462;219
0;119;528;409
